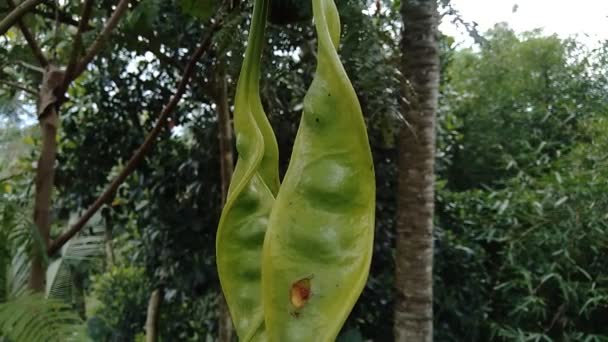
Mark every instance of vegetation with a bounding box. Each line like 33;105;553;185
0;0;606;341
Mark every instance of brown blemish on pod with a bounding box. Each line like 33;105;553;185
290;277;312;309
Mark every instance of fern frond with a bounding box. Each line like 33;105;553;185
46;259;73;300
62;235;105;263
0;293;89;342
46;232;104;301
7;247;29;299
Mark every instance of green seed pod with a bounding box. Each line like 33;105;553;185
215;0;279;340
261;0;376;340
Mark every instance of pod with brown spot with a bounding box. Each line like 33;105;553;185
261;0;375;340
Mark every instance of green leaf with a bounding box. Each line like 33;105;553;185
127;0;160;32
180;0;217;20
9;250;28;299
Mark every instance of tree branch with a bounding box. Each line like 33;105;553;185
70;0;131;81
0;0;43;35
31;8;93;31
0;79;37;95
0;173;25;183
39;0;93;30
63;0;94;86
47;18;223;256
18;60;44;73
7;0;48;67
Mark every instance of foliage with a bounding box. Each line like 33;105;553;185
0;294;88;342
434;28;608;341
88;266;151;341
436;121;608;339
439;24;608;190
88;265;219;341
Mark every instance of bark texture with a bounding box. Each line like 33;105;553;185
29;65;64;292
145;288;163;342
214;64;235;342
394;0;440;341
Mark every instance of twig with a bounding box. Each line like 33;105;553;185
63;0;94;87
47;18;223;256
7;0;49;67
0;0;43;36
0;79;37;95
70;0;132;81
0;173;25;183
18;60;45;73
32;8;93;30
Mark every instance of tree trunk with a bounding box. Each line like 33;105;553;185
145;288;163;342
215;64;235;342
102;209;115;269
29;65;64;292
72;270;86;320
394;0;440;341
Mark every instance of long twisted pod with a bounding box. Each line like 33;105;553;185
215;0;278;340
261;0;375;340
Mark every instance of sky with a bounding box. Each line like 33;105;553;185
440;0;608;47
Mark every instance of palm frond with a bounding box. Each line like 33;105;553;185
61;235;105;264
0;293;89;342
46;233;104;301
7;247;29;299
46;259;73;300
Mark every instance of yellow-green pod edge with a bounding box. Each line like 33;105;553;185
216;0;278;340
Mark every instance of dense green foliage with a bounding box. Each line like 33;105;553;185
435;27;608;341
1;0;607;341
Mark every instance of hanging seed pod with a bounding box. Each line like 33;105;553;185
262;0;376;340
215;0;279;340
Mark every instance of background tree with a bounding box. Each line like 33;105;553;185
394;0;440;340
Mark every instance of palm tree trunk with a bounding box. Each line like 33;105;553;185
394;0;440;341
215;64;235;342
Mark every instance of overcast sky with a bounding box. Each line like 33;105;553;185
440;0;608;47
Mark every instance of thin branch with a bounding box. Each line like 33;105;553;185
0;79;37;95
70;0;131;81
0;173;25;183
0;0;43;35
31;8;93;30
48;18;223;256
63;0;94;86
7;0;49;67
40;0;93;30
18;60;44;73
